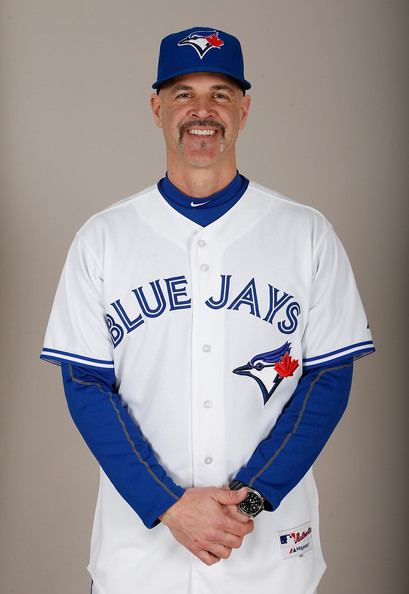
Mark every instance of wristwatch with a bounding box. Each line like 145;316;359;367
229;479;265;518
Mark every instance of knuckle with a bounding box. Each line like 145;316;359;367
205;529;217;542
195;537;207;549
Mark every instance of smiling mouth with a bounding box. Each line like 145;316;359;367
179;119;225;142
187;128;217;136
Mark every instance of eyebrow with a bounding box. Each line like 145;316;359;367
211;84;235;92
170;83;236;92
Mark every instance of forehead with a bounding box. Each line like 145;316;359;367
161;72;242;92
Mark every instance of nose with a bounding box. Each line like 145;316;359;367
188;96;215;120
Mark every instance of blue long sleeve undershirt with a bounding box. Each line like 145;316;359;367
236;359;353;510
61;359;353;526
61;363;185;529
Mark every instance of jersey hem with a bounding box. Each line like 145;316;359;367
40;348;114;369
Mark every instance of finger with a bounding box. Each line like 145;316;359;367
225;505;254;524
220;531;243;549
214;487;248;506
221;514;254;537
196;549;221;566
207;542;232;560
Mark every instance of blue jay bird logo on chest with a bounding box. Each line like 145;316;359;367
233;342;299;405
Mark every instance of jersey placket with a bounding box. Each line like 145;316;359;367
189;230;227;593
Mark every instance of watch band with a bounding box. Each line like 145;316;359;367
229;479;248;491
229;480;265;517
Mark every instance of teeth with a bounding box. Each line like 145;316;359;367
188;129;216;136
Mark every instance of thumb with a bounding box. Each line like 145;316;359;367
214;487;248;505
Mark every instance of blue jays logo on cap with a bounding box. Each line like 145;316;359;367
177;30;224;60
152;26;251;91
233;342;299;405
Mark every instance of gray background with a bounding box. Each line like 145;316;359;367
1;1;407;593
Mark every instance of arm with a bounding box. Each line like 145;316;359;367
62;362;253;563
61;362;185;528
233;359;353;510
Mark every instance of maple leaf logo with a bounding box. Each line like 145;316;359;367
206;34;224;48
274;352;299;378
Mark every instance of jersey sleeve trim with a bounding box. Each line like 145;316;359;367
302;340;375;369
41;348;114;369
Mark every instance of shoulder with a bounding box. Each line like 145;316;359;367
72;184;161;245
81;184;159;229
248;180;334;240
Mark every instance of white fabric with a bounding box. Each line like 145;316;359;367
43;182;374;594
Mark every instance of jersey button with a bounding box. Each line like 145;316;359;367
204;457;213;465
198;239;207;248
203;400;213;408
202;344;211;352
200;263;209;271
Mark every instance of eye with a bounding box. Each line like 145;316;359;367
175;92;192;100
213;92;229;101
255;362;264;371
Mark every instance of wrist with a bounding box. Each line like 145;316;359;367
229;480;265;518
159;490;186;525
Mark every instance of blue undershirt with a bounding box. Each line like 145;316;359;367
157;172;249;226
61;359;353;526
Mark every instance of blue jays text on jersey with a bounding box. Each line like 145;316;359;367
106;273;301;348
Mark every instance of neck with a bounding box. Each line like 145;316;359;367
166;162;238;198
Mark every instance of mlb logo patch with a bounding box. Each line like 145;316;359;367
278;521;313;559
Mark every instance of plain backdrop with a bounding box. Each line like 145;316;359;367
1;1;408;593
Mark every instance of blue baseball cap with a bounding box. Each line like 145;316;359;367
153;26;251;91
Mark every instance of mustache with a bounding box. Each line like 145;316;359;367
179;119;225;141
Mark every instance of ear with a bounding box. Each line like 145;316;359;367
150;92;162;128
239;94;251;130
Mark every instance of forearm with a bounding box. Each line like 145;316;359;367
234;359;353;510
61;362;185;528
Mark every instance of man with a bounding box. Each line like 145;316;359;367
41;27;375;594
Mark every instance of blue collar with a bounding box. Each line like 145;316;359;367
157;172;249;227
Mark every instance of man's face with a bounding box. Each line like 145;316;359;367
151;72;251;169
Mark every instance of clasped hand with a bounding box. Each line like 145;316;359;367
160;486;254;565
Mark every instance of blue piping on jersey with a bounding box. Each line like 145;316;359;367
41;348;114;366
303;340;375;363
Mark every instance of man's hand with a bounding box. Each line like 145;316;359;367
160;487;254;565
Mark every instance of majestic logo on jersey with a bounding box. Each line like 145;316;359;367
233;341;299;405
178;30;224;59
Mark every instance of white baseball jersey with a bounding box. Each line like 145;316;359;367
41;181;374;594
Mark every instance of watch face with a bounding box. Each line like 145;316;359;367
240;491;263;516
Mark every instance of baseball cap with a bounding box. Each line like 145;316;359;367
152;26;251;91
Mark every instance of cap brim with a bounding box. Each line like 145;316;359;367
152;65;251;91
